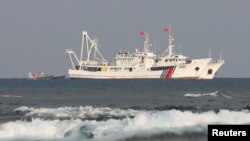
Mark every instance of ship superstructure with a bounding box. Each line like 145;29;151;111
66;28;224;79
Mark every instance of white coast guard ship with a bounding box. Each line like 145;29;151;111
66;28;224;79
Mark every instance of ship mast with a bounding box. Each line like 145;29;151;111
168;30;174;56
139;31;151;53
162;27;175;57
144;32;149;53
143;32;150;53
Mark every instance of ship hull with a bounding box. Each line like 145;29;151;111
68;58;224;80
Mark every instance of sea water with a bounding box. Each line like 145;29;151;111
0;78;250;141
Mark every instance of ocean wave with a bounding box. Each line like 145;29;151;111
184;91;232;99
1;109;250;141
14;106;140;120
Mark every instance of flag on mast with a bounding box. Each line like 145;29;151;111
163;27;170;32
139;31;145;36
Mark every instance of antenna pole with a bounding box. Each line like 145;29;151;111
168;26;174;57
209;49;211;58
153;32;156;54
80;31;86;62
144;32;149;53
220;53;222;61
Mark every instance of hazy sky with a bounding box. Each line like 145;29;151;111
0;0;250;78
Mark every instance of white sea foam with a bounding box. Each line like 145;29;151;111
220;93;232;99
184;91;232;98
1;109;250;141
0;94;22;98
14;106;139;119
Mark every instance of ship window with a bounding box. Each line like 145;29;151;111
75;65;80;70
195;67;200;71
110;67;121;71
165;59;168;62
87;67;98;72
208;69;213;75
186;60;192;64
170;60;172;62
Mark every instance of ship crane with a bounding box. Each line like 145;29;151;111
66;49;79;70
66;31;106;70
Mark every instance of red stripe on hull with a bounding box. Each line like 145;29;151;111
165;66;175;79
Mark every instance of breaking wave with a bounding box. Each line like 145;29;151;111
1;107;250;141
184;91;232;99
14;106;140;120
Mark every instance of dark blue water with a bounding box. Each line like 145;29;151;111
0;78;250;141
